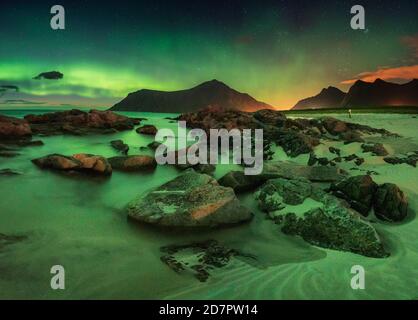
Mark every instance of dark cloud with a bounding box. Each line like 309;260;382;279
0;99;45;105
33;71;64;80
0;85;19;91
0;84;19;97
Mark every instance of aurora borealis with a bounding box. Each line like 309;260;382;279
0;0;417;109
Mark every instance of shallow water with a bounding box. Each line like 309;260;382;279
0;110;417;299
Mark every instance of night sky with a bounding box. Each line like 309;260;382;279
0;0;417;109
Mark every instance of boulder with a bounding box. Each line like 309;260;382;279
127;170;252;227
330;175;377;216
0;115;32;140
108;155;156;171
256;177;388;258
32;153;112;175
373;183;408;222
136;124;158;135
110;139;129;154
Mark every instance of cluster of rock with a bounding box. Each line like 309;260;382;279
31;153;156;175
384;151;418;167
0;115;32;140
179;107;398;158
330;175;408;222
24;109;139;136
255;176;394;258
308;151;365;167
32;153;113;176
160;240;252;282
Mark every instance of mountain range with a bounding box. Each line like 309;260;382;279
292;79;418;110
110;79;272;112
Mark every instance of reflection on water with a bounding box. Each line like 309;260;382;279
0;110;418;299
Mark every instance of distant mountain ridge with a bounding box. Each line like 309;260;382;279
111;79;272;112
293;86;346;110
292;79;418;110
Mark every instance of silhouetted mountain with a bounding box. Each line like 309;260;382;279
292;79;418;110
110;79;272;112
341;78;418;107
292;86;346;110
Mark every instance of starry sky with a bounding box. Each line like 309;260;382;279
0;0;417;109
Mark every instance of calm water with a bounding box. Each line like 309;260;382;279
0;108;417;299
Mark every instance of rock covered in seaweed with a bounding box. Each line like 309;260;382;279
373;183;408;222
160;240;253;282
127;170;252;227
255;177;388;258
330;175;378;216
330;175;409;221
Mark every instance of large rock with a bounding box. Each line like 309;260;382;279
0;115;32;140
373;183;408;222
127;170;252;227
256;177;388;258
108;155;156;171
25;109;139;136
136;125;157;135
32;153;112;175
330;175;378;216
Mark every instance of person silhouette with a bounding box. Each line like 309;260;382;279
348;108;352;118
